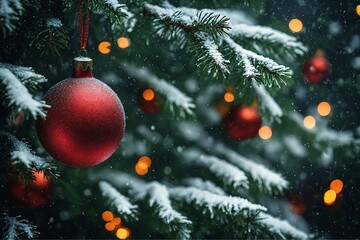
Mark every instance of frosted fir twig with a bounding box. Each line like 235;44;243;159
176;122;288;193
169;186;266;218
258;213;308;240
135;182;192;239
0;0;23;33
0;131;56;173
225;37;293;87
179;148;249;191
0;68;49;118
1;214;39;240
230;24;307;59
0;62;47;86
122;64;195;117
99;181;138;221
182;177;226;195
251;79;283;119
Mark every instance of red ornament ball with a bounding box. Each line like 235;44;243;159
302;56;330;84
36;77;125;167
223;105;262;140
10;170;53;208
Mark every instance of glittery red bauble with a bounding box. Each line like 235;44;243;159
138;95;160;113
302;56;330;84
10;171;52;208
36;64;125;167
223;105;262;140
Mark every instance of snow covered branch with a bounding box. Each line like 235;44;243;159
179;148;249;192
252;79;283;119
0;131;57;174
229;24;307;60
182;177;226;195
1;214;38;240
122;64;195;117
0;63;49;118
99;181;138;221
0;0;23;33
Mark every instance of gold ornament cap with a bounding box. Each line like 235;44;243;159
73;56;93;71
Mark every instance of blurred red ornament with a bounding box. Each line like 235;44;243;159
302;56;330;84
10;170;53;208
287;194;307;215
138;89;160;114
36;57;126;167
223;105;262;140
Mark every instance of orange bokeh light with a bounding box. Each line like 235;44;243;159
303;116;316;129
317;102;331;116
224;92;235;103
111;217;121;226
143;89;155;101
330;179;343;194
239;107;257;121
135;162;149;176
138;156;152;167
116;228;130;239
289;18;303;33
258;126;272;140
98;41;111;54
117;37;130;49
357;5;360;16
105;222;116;231
102;211;113;222
324;190;337;205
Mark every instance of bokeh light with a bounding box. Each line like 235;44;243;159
224;92;235;103
138;156;152;167
102;211;113;222
105;222;115;231
289;18;303;33
116;228;130;239
317;102;331;116
143;89;155;101
324;190;337;205
98;41;111;54
215;101;230;116
258;126;272;140
357;5;360;16
135;162;149;176
303;116;316;129
117;37;130;49
330;179;343;194
111;217;121;226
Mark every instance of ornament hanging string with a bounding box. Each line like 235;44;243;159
78;0;90;52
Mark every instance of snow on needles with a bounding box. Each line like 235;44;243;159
122;64;195;116
252;79;283;118
2;214;38;240
182;178;226;196
99;181;138;220
180;149;249;190
0;68;48;118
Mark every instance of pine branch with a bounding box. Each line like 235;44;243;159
1;214;39;240
252;79;283;119
99;181;138;221
90;0;128;25
182;177;226;196
122;64;195;117
0;131;58;179
225;37;293;87
29;18;69;56
179;148;249;193
229;24;307;61
0;0;24;35
0;63;49;118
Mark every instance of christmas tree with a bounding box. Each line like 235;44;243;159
0;0;359;239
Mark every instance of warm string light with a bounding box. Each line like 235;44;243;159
143;89;155;101
101;210;130;239
289;18;303;33
303;116;316;129
330;179;343;194
324;190;336;205
135;155;152;176
98;41;111;54
258;126;272;140
118;37;130;49
317;101;331;117
356;5;360;16
224;92;234;103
